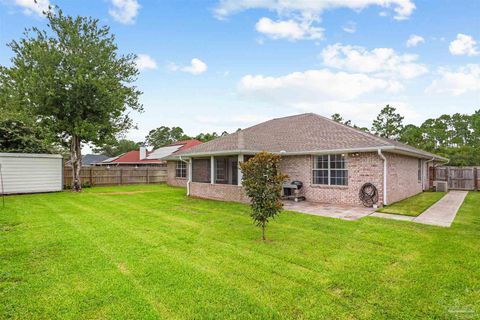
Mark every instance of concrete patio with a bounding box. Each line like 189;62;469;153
283;191;468;226
283;200;374;221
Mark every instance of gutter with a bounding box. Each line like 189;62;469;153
169;146;448;162
378;149;388;206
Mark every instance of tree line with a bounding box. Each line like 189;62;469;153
93;126;233;157
332;105;480;166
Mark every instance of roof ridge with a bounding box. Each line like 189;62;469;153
271;113;312;121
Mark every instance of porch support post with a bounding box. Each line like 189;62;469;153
238;154;243;186
210;156;214;184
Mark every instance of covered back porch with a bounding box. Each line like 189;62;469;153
185;154;252;202
187;154;255;187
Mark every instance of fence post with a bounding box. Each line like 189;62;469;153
120;168;123;185
447;166;450;189
475;167;478;191
90;167;93;186
146;167;149;184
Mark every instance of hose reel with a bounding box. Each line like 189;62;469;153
359;183;378;207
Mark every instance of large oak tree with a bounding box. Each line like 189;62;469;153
6;7;142;190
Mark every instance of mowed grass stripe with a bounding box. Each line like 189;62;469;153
57;189;445;318
58;193;340;317
71;189;420;316
58;191;395;317
1;195;162;319
46;195;282;319
38;197;180;319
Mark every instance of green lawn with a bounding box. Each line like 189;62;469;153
1;185;479;319
377;192;447;217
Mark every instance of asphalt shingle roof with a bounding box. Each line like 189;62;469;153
173;113;447;160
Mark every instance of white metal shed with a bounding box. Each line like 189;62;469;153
0;153;63;194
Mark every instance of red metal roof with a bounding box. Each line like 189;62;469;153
170;139;203;154
108;139;202;164
109;150;161;163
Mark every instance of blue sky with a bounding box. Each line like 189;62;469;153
1;0;479;146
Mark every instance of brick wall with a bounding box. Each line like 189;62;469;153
177;152;425;207
385;153;423;204
278;153;384;207
189;182;249;203
166;161;188;187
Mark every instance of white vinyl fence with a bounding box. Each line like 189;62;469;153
0;153;63;194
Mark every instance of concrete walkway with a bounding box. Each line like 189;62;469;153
371;191;468;227
413;191;468;227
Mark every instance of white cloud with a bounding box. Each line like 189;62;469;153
449;34;479;56
14;0;50;17
109;0;140;24
135;54;157;71
342;21;356;34
255;17;323;40
215;0;416;21
320;43;428;79
426;64;480;96
238;69;402;106
196;114;270;126
169;58;208;75
406;34;424;47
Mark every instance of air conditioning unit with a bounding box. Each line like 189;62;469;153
434;181;448;192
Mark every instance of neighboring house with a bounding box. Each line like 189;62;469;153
100;139;202;168
65;154;109;167
165;113;448;207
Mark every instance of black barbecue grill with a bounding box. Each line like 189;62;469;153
282;180;306;202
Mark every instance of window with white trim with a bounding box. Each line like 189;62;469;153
175;161;187;178
313;154;348;186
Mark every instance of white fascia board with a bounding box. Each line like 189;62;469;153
166;146;448;161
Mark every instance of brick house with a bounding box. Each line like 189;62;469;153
165;113;447;207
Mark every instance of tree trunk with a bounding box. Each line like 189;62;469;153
262;223;266;241
70;135;82;192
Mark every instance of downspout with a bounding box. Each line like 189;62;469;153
378;149;388;206
179;156;190;196
439;158;450;167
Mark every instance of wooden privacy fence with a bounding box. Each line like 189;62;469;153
430;166;479;191
64;166;167;187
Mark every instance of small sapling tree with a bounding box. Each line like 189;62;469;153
240;152;288;241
